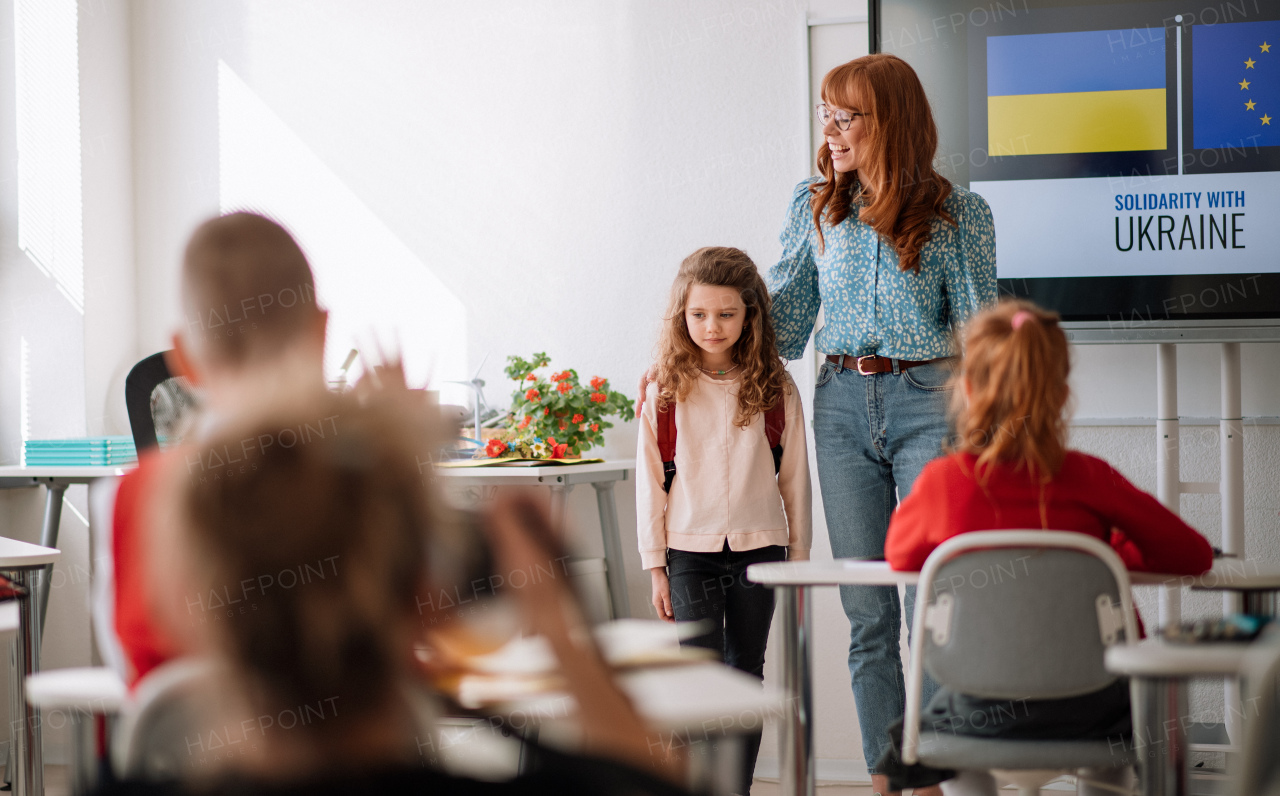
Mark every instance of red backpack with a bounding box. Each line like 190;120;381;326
656;394;787;493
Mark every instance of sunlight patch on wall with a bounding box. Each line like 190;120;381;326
14;0;84;313
19;337;30;464
216;60;466;392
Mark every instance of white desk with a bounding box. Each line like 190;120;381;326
0;466;131;631
435;461;633;618
1106;639;1251;796
475;660;783;796
0;538;62;796
745;557;1279;796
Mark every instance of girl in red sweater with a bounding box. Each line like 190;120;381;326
886;300;1211;574
879;300;1213;795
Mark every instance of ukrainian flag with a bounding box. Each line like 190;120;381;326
988;29;1167;156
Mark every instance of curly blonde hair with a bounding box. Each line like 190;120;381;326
654;247;789;427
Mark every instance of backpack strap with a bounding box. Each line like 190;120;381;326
764;391;787;474
656;402;678;493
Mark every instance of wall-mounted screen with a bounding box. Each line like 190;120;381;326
873;0;1280;330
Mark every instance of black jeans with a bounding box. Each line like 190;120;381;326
667;543;787;795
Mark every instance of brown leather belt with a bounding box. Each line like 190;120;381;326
825;354;951;375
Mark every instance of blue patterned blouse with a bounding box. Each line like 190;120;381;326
766;176;997;361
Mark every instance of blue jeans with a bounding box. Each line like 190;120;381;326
812;357;953;772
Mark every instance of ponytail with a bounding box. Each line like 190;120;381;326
950;300;1071;485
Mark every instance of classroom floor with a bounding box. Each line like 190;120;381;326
42;765;880;795
752;779;875;795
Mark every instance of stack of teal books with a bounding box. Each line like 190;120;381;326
24;436;138;466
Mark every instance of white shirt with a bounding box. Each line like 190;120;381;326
636;372;812;570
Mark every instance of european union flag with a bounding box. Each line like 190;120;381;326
1192;20;1280;149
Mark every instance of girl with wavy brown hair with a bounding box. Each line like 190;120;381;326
637;246;812;796
765;53;997;795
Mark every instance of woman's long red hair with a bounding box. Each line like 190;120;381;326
950;301;1072;485
811;54;954;272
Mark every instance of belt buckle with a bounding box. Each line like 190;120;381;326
855;355;879;375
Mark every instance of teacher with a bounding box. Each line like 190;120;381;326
765;54;995;794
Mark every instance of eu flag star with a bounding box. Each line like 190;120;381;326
1263;42;1272;53
1263;114;1273;125
1247;99;1257;109
1240;78;1251;89
1246;58;1257;68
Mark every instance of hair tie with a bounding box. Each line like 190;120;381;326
1011;310;1034;330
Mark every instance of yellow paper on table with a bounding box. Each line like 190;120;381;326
436;457;605;469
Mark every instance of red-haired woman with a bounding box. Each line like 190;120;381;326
766;54;996;795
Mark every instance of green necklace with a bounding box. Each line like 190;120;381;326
700;363;741;376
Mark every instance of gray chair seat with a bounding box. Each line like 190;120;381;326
918;731;1138;771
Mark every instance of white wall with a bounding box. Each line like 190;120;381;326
0;0;1274;777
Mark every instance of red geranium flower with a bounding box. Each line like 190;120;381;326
589;392;606;403
526;373;536;381
525;388;540;402
591;423;599;432
543;407;551;415
518;416;531;429
551;370;571;382
589;376;606;390
557;381;571;394
571;414;584;423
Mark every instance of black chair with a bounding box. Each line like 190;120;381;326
124;352;196;453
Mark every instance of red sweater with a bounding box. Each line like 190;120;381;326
113;450;181;685
886;451;1213;575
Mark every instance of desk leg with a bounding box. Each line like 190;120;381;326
1134;677;1187;796
9;570;43;796
36;484;67;636
778;586;813;796
591;482;629;620
547;484;571;538
1242;589;1277;617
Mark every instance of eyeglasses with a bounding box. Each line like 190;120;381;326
815;104;866;131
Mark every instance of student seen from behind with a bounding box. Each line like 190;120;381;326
879;300;1213;795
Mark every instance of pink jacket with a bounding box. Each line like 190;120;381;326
636;372;812;570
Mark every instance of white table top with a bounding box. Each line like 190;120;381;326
493;661;785;734
1105;639;1249;678
748;559;918;587
434;459;633;485
748;557;1280;591
0;465;131;485
26;666;126;711
0;537;60;568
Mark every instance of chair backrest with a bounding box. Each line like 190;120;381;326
923;543;1129;699
114;658;219;780
125;352;197;453
1236;626;1280;796
902;531;1137;764
116;657;445;782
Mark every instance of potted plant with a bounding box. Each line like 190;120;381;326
477;353;635;460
